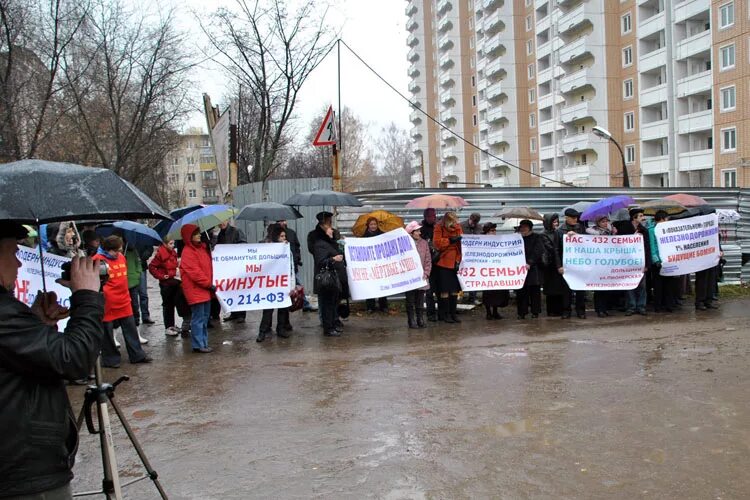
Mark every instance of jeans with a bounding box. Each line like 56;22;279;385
101;315;146;365
626;276;647;312
190;301;211;349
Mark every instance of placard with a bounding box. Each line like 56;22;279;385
562;234;645;290
15;246;72;328
655;214;720;276
457;234;527;291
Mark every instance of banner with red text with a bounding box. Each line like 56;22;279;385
457;234;527;291
212;243;293;311
562;234;645;290
344;228;427;300
654;213;720;276
15;246;71;328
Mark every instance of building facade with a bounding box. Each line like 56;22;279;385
165;129;220;209
406;0;750;189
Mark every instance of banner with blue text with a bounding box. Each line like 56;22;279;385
562;234;645;290
654;213;720;276
212;243;293;311
344;228;427;300
457;234;527;291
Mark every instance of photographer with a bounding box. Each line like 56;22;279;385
0;221;104;499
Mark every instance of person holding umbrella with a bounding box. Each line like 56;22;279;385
433;211;463;323
179;224;215;353
310;214;348;337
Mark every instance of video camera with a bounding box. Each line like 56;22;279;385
60;260;110;285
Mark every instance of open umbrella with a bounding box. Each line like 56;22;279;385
236;202;303;222
96;221;163;247
166;204;238;240
580;195;635;221
351;210;405;236
663;193;707;207
559;201;594;219
154;204;205;237
500;218;523;231
0;159;170;223
284;189;363;207
642;199;687;216
494;207;543;220
405;194;469;209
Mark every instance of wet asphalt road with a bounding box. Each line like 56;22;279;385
68;289;750;499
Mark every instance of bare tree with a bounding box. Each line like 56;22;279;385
376;122;412;189
0;0;88;161
202;0;337;185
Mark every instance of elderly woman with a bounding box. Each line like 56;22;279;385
433;211;463;323
586;214;617;317
480;222;509;320
362;217;389;313
404;221;431;328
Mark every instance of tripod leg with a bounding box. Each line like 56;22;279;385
95;396;123;500
107;396;168;499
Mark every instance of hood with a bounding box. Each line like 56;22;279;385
181;223;201;246
96;247;118;260
55;221;83;255
542;213;558;231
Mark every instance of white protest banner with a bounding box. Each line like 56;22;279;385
345;228;427;300
457;234;527;291
562;234;645;290
15;247;72;328
212;243;293;311
655;213;720;276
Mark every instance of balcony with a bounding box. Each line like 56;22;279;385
482;0;503;12
559;36;589;63
411;157;422;169
202;196;220;204
674;30;711;61
407;48;419;62
437;17;452;33
540;145;561;160
410;172;423;185
405;1;417;16
406;18;418;32
486;81;503;101
487;107;504;123
487;129;506;146
408;64;419;78
678;149;713;171
440;109;454;123
560;101;590;123
484;10;504;35
439;53;454;69
440;72;454;87
485;59;506;79
674;0;710;24
535;0;548;8
538;67;553;84
641;119;669;141
410;128;422;140
483;34;505;57
537;92;564;110
536;12;551;33
562;133;593;153
407;33;418;47
441;128;455;141
558;3;590;35
538;118;556;135
201;178;218;188
438;34;453;52
408;80;420;94
409;110;422;124
441;146;457;160
676;70;711;98
639;47;666;73
439;90;455;106
640;83;667;107
677;109;712;134
560;67;591;94
640;155;669;175
638;11;665;38
437;0;452;16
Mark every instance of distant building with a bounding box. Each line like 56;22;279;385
165;129;220;208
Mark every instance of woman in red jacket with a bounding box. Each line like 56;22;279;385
179;224;214;353
433;211;463;324
148;239;182;337
92;235;151;367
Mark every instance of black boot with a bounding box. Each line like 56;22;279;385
492;307;503;320
439;297;453;323
485;304;493;320
406;302;418;329
449;295;461;323
416;308;426;328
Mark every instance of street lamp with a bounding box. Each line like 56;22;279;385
592;125;630;188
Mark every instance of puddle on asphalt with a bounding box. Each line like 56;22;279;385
480;419;535;437
131;409;156;419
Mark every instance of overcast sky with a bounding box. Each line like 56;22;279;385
178;0;412;138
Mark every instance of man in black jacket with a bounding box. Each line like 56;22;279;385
215;221;247;323
557;208;588;319
0;221;104;499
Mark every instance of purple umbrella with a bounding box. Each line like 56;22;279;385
580;195;635;221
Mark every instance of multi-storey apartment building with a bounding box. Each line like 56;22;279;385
164;129;220;209
406;0;750;189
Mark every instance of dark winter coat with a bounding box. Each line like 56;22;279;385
48;222;86;258
522;232;546;287
0;287;104;497
307;225;342;255
419;220;435;243
616;221;652;269
542;214;565;296
215;224;246;245
179;224;214;305
284;226;303;268
310;225;348;296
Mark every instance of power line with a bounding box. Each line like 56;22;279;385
338;39;574;187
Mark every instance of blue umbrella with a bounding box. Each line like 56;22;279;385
580;195;635;221
153;204;205;237
96;221;163;247
166;204;238;240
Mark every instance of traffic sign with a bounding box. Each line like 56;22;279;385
313;106;336;146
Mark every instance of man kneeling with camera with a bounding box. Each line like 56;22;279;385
0;221;104;499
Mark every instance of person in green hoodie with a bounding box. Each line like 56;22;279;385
648;210;677;313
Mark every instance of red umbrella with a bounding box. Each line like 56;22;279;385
406;194;469;209
663;193;707;207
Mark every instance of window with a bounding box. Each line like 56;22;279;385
471;75;476;87
529;112;536;128
202;170;216;180
722;169;737;187
526;40;533;54
624;112;635;131
204;188;217;198
622;46;633;67
186;173;196;182
472;114;477;126
530;161;537;174
722;127;737;151
720;1;735;29
528;63;535;79
720;44;735;70
472;95;477;106
625;145;635;164
621;13;632;34
721;86;736;111
172;157;179;166
470;37;474;49
188;189;197;198
186;156;195;165
168;173;179;183
525;15;532;31
623;79;634;99
528;88;536;103
530;137;537;152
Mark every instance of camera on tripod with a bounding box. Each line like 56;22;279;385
60;260;110;285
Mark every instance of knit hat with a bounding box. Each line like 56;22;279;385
405;221;422;234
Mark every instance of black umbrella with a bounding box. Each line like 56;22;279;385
0;159;171;224
283;189;363;207
236;202;303;222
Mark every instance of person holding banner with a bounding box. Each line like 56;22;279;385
558;208;587;319
648;210;677;313
586;214;617;317
256;225;292;342
480;222;509;320
433;211;463;323
420;208;439;322
311;221;348;337
516;220;545;320
404;221;431;329
363;217;389;314
179;224;215;353
620;208;651;316
541;213;565;317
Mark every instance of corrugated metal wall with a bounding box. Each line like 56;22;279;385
233;178;332;291
738;189;750;283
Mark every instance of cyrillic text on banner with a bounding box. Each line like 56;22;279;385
458;234;527;291
655;214;720;276
562;234;645;290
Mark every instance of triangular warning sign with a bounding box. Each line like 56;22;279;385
313;106;336;146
